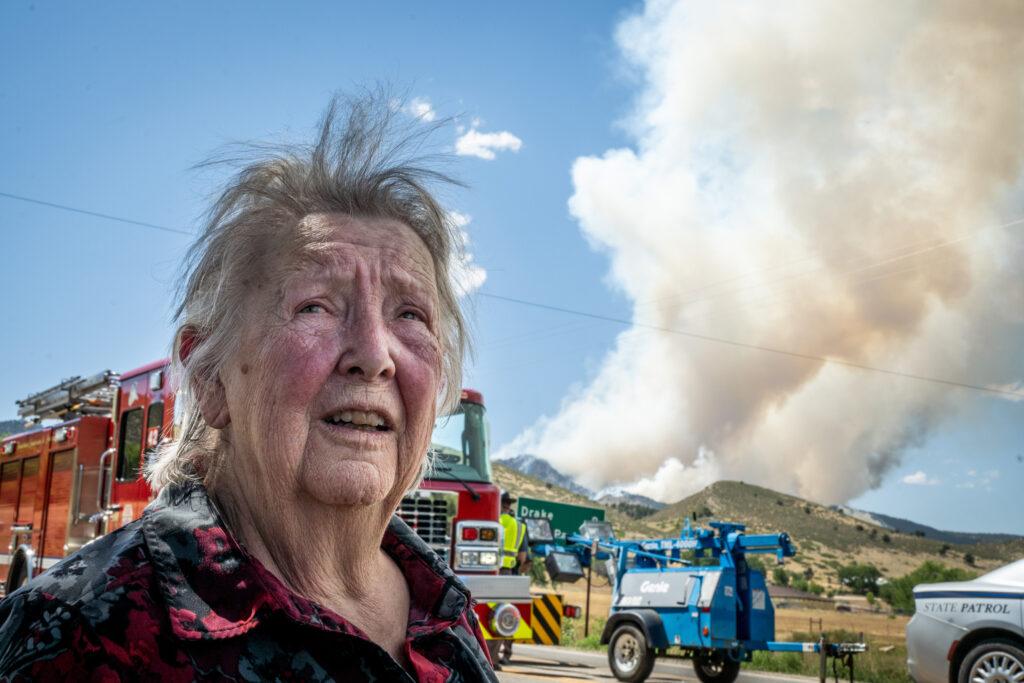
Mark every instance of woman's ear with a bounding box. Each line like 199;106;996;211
180;327;230;429
197;376;231;429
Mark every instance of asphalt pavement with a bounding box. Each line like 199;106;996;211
495;644;825;683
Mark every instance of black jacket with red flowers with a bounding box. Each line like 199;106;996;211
0;485;497;682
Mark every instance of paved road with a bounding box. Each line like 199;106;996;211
496;644;823;683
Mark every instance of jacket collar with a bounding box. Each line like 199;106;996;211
142;485;471;641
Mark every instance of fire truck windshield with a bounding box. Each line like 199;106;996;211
427;402;491;483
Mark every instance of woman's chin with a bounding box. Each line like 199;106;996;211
299;459;393;507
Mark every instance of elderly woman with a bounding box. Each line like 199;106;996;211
0;97;497;682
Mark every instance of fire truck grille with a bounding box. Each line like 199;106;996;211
397;492;457;563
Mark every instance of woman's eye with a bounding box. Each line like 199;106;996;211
299;303;325;314
399;310;423;322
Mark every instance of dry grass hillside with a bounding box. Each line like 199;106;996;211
651;481;1021;585
493;466;1023;590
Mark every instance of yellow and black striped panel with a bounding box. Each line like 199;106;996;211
531;594;562;645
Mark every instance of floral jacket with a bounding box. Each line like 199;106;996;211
0;485;497;682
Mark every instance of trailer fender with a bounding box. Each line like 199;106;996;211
5;545;36;594
601;609;667;648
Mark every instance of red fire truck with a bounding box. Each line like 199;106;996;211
0;360;532;644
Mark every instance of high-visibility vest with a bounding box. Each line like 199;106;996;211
500;513;526;570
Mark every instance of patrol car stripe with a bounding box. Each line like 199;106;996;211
531;594;561;645
914;590;1021;599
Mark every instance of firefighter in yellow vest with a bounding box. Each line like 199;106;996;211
499;491;530;575
491;491;530;669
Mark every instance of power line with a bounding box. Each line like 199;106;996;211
0;191;192;236
5;187;1020;401
478;292;1024;400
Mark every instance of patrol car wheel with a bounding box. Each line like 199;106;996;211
958;640;1024;683
608;624;655;682
693;650;741;683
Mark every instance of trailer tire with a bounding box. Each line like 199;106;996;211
608;623;655;682
693;650;741;683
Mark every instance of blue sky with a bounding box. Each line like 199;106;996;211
2;2;1021;534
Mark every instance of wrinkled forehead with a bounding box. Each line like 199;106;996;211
275;212;439;291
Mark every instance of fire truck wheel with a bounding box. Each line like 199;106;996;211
608;623;655;682
693;650;741;683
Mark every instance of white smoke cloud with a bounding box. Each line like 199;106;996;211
497;1;1024;503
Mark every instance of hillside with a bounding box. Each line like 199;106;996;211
649;480;1023;584
494;469;1023;590
0;420;24;438
492;463;668;538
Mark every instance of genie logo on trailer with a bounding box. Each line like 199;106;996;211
640;581;671;594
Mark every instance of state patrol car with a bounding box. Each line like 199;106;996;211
906;559;1023;683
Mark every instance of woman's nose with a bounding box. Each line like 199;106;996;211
336;306;396;381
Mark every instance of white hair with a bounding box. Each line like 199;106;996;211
147;93;468;490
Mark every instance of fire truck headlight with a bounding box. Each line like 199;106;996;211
453;521;502;571
490;603;521;638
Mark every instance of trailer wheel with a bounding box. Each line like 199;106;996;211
694;650;741;683
608;623;655;682
957;639;1024;683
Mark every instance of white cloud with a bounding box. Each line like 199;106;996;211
447;211;487;296
956;468;999;490
986;381;1024;402
408;97;436;122
455;129;522;160
901;470;939;486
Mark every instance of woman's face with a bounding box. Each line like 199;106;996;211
214;213;443;509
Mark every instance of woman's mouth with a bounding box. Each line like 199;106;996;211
323;410;391;432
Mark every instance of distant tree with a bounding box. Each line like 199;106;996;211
914;530;926;538
879;561;976;613
855;524;864;532
869;528;878;539
803;505;812;515
866;591;876;606
939;544;951;556
691;511;697;521
803;567;814;580
963;552;975;566
882;534;892;544
745;556;768;574
776;499;784;507
837;563;881;595
772;567;790;586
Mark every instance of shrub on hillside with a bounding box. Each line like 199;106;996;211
879;561;975;614
837;563;881;594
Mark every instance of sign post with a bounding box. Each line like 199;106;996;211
584;539;597;637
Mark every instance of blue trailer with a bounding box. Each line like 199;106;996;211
551;520;865;683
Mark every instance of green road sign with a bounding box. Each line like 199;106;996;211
516;496;605;541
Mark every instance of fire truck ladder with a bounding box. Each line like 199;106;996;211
16;370;120;424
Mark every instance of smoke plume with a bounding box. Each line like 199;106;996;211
497;1;1024;504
